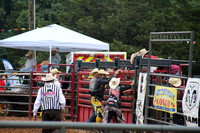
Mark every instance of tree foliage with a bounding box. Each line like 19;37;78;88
0;0;200;75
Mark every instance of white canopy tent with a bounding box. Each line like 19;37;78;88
0;24;109;63
0;24;109;52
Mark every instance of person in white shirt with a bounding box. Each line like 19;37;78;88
50;68;61;88
33;73;65;133
17;50;37;71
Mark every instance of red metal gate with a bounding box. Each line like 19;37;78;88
77;70;135;123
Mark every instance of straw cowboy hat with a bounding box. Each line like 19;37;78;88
130;52;140;64
89;68;99;76
25;50;34;57
41;73;55;81
97;69;109;75
169;78;182;87
139;48;149;57
109;77;120;88
50;68;61;74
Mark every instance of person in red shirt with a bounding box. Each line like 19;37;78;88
0;77;5;91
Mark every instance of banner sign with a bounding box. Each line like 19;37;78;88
136;73;147;124
153;86;177;113
182;78;200;127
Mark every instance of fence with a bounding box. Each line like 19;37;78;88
0;64;76;121
145;31;194;125
0;40;197;126
0;71;31;117
77;70;135;123
1;121;200;133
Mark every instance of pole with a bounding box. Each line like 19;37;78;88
188;31;193;77
34;0;36;30
29;0;34;30
144;33;152;124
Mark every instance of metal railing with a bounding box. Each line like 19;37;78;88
145;31;194;124
0;71;31;117
145;73;187;125
0;121;200;133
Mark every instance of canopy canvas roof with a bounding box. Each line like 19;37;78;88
0;24;109;52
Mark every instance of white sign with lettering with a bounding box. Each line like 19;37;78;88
182;78;200;127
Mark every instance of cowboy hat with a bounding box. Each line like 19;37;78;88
25;51;34;57
169;78;182;87
109;78;120;88
130;52;140;64
89;68;99;76
52;48;58;52
41;73;55;81
139;48;149;57
97;69;109;75
50;68;61;74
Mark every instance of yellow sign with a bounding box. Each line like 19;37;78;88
153;86;177;113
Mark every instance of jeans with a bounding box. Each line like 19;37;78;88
40;65;48;72
87;96;96;122
87;112;96;122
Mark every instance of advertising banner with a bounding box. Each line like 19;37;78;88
153;86;177;113
182;78;200;127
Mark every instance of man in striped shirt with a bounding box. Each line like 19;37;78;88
33;73;66;133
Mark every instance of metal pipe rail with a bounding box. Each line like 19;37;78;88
149;72;188;79
0;121;200;133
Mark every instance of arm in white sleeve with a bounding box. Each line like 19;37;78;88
59;88;66;110
33;88;42;116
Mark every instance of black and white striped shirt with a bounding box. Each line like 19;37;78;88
33;83;65;116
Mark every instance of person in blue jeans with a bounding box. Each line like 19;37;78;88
87;68;99;122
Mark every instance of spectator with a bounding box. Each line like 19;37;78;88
87;68;99;122
102;77;134;123
139;48;181;75
139;48;158;72
169;77;185;125
17;50;37;72
50;68;62;88
40;60;49;72
50;48;61;69
33;73;66;133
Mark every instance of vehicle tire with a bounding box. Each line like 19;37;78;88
0;102;12;116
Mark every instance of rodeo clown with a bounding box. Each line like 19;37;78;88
102;77;134;123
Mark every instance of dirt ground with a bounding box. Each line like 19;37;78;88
0;116;95;133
